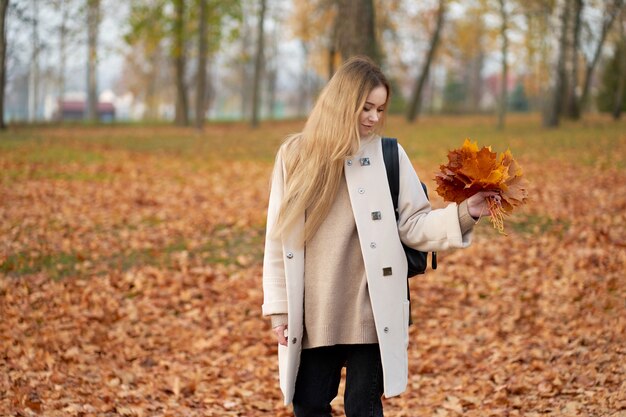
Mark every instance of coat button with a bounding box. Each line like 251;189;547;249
292;337;297;344
371;211;381;220
358;187;365;194
359;157;370;166
347;160;353;166
370;242;376;249
384;327;389;333
286;252;293;259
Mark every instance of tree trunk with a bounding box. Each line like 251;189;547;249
195;0;207;130
328;15;338;79
298;41;309;116
522;3;555;112
174;0;189;126
240;15;251;119
363;0;378;60
266;33;277;121
145;49;159;120
251;0;266;128
613;20;626;120
566;0;583;119
544;0;570;127
86;0;99;122
497;0;509;130
523;10;539;110
58;0;69;121
335;0;379;62
267;66;277;119
406;0;446;122
28;0;39;122
467;45;484;111
0;0;8;129
579;0;622;114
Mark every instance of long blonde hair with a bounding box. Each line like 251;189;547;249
274;56;390;244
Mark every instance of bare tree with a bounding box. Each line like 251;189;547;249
579;0;623;114
266;25;278;119
613;14;626;119
0;0;8;129
464;8;486;113
519;1;556;112
565;0;583;119
174;0;189;126
251;0;266;128
86;0;99;122
238;7;253;120
297;41;311;116
195;0;207;130
328;18;338;79
59;2;68;103
53;0;76;120
28;0;39;122
497;0;509;129
406;0;446;122
544;0;570;127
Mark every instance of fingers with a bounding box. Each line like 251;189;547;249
479;190;500;198
477;191;502;206
488;192;502;206
467;191;502;218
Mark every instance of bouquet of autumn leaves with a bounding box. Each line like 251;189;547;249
435;139;528;234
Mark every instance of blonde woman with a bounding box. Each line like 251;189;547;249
262;56;498;417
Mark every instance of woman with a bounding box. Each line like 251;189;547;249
262;56;498;417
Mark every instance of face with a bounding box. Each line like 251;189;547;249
358;85;388;138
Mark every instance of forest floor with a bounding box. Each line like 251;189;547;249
1;114;625;416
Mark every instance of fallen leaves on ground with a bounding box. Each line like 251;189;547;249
1;123;625;416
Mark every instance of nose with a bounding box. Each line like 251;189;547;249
369;112;379;122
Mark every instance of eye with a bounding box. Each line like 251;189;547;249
363;106;372;112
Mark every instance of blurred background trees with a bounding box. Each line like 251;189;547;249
0;0;624;129
0;0;8;129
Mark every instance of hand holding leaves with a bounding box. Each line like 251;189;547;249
435;139;528;234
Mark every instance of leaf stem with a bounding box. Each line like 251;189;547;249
487;196;507;235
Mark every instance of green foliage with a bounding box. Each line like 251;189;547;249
388;77;407;115
125;0;242;58
125;1;167;52
596;44;626;113
442;74;467;114
509;82;529;112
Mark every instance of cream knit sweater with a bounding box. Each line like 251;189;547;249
270;174;476;348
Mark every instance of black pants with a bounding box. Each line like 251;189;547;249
292;344;384;417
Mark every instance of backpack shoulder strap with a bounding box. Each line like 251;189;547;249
381;137;400;221
381;137;437;271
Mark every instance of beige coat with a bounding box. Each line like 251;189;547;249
262;136;473;405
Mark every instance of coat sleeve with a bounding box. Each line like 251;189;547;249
396;143;473;251
262;149;289;317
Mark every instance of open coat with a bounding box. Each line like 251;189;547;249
262;136;473;405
